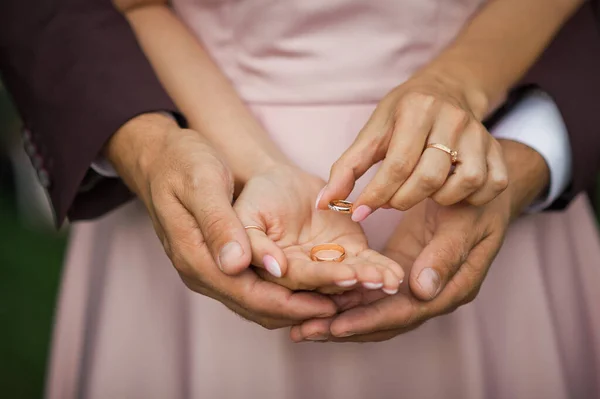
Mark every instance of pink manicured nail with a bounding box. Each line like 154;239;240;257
263;255;282;278
315;185;327;209
362;282;383;290
336;331;355;338
351;205;372;222
382;287;398;295
335;279;357;288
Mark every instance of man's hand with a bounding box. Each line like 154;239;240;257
105;113;337;329
290;139;550;342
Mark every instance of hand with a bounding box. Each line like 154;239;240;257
105;113;337;329
317;71;508;222
291;139;549;342
291;197;510;341
233;165;405;294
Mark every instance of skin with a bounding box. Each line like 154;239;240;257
116;2;405;292
105;113;339;329
291;139;551;342
111;0;574;340
317;0;583;222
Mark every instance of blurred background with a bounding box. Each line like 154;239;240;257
0;80;599;398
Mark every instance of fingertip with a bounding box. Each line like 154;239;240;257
314;185;328;210
410;266;442;301
350;204;373;222
218;240;252;275
263;254;283;278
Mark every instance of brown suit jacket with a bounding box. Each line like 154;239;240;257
0;0;599;224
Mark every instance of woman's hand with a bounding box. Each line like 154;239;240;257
316;71;508;222
233;165;405;295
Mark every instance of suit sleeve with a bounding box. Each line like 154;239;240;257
515;2;600;209
0;0;183;225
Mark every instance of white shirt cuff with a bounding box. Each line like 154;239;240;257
91;157;119;177
490;90;572;212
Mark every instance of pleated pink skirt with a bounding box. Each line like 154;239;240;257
46;105;600;399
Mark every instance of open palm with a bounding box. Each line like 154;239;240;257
290;198;509;342
234;165;404;294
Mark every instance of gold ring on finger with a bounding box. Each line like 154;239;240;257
244;225;266;234
427;143;459;164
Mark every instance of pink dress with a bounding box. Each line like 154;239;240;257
46;1;600;398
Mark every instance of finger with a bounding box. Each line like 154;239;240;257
283;255;358;291
245;226;288;278
432;122;489;206
316;107;392;210
194;276;326;330
350;96;437;219
177;174;252;275
355;249;405;293
386;104;468;210
409;216;481;301
466;140;509;206
328;293;423;338
290;317;335;342
226;270;339;321
387;146;450;210
318;104;393;209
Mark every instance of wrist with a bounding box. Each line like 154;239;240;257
498;139;550;219
104;112;180;194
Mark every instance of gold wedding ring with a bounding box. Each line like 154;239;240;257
427;143;459;164
244;225;266;234
310;243;346;262
328;199;353;214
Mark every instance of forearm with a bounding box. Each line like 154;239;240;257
422;0;583;118
119;3;291;184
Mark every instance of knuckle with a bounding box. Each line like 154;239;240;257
443;103;470;126
389;196;412;211
419;170;446;191
399;92;436;112
491;173;509;192
460;167;486;189
387;158;413;182
431;192;453;207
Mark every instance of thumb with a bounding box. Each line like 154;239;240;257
409;226;478;301
317;113;389;210
179;180;252;276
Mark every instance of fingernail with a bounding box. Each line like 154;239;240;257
399;278;404;285
305;334;328;341
382;287;398;295
263;255;282;278
335;279;357;287
336;331;355;338
362;282;383;290
351;205;372;222
417;268;441;299
218;241;244;272
315;185;327;209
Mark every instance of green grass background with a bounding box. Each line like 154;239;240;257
0;85;598;398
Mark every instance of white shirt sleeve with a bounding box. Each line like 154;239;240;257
490;89;572;212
